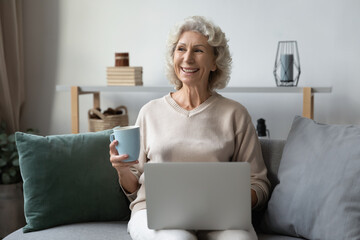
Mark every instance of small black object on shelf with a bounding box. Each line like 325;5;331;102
256;118;270;138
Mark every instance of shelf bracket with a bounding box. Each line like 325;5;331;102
71;86;100;134
302;87;314;119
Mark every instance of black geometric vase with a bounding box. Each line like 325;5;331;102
273;41;301;87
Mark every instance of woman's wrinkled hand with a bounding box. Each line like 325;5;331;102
251;189;258;208
109;140;139;175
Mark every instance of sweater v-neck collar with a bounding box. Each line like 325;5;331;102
165;92;219;117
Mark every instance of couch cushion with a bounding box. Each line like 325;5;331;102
15;131;131;232
253;139;285;229
258;234;301;240
4;223;293;240
259;139;286;192
4;222;131;240
261;116;360;239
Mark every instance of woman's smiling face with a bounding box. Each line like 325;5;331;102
173;31;217;89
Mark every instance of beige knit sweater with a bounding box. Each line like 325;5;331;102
123;92;270;216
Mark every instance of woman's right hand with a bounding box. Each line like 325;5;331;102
109;139;140;194
109;140;139;176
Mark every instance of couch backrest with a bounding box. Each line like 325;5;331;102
253;139;286;229
259;139;286;195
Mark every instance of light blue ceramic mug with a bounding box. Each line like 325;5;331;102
110;126;140;162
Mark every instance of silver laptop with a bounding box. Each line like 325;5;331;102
144;162;251;231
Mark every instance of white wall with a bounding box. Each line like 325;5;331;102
21;0;360;139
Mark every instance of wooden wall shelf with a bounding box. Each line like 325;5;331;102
56;85;332;134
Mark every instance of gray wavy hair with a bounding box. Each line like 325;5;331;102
165;16;232;91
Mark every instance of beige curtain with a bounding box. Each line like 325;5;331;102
0;0;24;133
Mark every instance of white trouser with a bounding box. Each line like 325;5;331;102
127;209;258;240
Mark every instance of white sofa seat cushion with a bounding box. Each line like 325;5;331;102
4;222;131;240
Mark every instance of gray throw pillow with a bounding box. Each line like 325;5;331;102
261;116;360;239
16;130;131;232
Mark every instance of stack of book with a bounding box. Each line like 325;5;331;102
106;66;143;86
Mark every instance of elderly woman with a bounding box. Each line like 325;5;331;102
109;16;270;240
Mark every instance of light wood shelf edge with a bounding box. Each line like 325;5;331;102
57;85;332;93
59;85;332;134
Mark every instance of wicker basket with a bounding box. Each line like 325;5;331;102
88;106;129;132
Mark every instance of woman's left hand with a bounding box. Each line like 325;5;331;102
251;189;258;208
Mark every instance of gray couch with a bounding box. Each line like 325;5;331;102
7;116;360;239
5;139;300;240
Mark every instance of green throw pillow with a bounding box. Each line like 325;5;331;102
15;130;130;232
